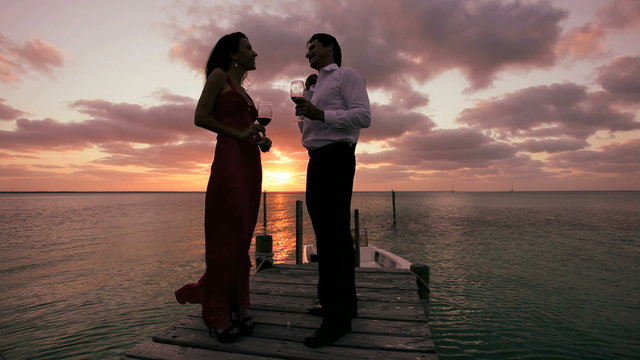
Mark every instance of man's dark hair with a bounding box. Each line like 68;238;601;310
308;33;342;67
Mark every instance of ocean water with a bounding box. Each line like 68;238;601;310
0;191;638;359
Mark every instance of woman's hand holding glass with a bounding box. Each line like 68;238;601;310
239;123;265;141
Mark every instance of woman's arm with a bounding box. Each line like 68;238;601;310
194;69;263;140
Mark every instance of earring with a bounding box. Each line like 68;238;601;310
234;61;238;69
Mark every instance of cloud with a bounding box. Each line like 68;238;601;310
597;56;640;103
596;0;640;29
0;96;199;152
0;34;64;84
518;138;590;153
457;82;640;139
360;127;517;170
96;141;213;171
548;138;640;174
0;98;26;120
0;89;310;173
556;23;606;58
168;0;568;92
361;104;434;141
151;88;197;104
556;0;640;59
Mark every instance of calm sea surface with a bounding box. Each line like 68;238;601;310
0;191;638;359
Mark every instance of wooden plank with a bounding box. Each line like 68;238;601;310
172;317;435;350
273;263;412;274
122;341;277;359
152;327;437;360
249;293;426;321
180;309;432;337
250;281;421;303
255;269;417;291
124;263;438;359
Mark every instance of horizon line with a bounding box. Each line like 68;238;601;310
1;189;638;194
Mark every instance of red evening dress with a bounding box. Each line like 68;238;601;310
175;75;261;329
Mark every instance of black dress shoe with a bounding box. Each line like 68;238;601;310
307;306;358;318
307;305;325;317
304;322;352;348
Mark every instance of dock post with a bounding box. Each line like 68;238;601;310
354;209;360;267
262;191;267;229
410;263;430;317
410;263;430;298
295;200;303;264
255;234;273;272
392;190;397;226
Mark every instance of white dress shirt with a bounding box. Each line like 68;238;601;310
301;64;371;150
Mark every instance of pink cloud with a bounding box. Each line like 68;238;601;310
556;23;606;58
548;139;640;175
0;98;26;120
597;56;640;103
168;0;568;92
361;104;434;141
0;34;64;84
457;83;639;139
96;141;213;171
555;0;640;60
518;138;590;153
0;163;185;192
0;90;310;174
360;127;517;170
597;0;640;29
0;97;200;152
151;88;197;104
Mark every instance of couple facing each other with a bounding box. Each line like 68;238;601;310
174;32;371;349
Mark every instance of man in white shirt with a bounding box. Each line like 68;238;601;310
294;33;371;348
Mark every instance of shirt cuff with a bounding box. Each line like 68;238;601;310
323;110;340;127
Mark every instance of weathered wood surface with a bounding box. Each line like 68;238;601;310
123;263;437;360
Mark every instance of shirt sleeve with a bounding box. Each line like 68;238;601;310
323;68;371;129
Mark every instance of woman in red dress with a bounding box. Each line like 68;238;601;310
175;32;271;343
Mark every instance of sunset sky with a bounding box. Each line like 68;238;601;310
1;0;639;192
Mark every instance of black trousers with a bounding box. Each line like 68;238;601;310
306;142;357;324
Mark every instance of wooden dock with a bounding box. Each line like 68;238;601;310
123;263;438;359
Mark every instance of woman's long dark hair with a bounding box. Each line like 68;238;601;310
205;32;247;79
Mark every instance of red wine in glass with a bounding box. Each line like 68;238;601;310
256;117;271;126
257;101;272;126
290;80;305;122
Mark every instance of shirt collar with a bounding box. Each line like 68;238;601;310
319;63;339;73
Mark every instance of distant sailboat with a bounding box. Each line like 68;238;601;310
451;182;455;193
510;178;514;192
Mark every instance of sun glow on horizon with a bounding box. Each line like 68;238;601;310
262;169;304;191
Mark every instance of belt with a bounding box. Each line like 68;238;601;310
308;141;356;156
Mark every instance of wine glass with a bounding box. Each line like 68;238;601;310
290;80;305;122
257;101;272;126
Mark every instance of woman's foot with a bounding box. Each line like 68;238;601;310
236;316;256;336
234;306;256;336
208;323;240;343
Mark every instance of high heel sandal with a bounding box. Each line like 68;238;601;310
230;306;256;336
235;316;256;336
208;323;240;343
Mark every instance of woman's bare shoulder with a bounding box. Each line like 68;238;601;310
206;68;227;84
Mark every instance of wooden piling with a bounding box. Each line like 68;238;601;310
392;190;397;226
262;191;267;229
295;200;303;264
354;208;360;267
410;263;430;299
255;234;273;272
